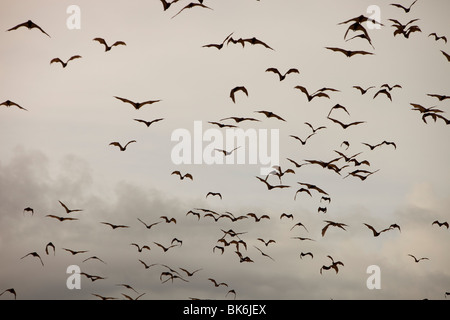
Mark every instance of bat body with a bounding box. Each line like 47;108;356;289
171;171;193;181
7;20;50;37
325;47;373;58
1;100;27;111
50;55;82;68
93;38;126;51
230;86;248;103
266;68;299;81
114;96;161;110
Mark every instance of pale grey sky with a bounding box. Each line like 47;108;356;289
0;0;449;300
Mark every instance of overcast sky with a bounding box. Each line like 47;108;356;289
0;0;449;300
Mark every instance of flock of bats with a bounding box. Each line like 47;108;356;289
1;0;449;300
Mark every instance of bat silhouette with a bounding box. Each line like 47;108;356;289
1;100;28;111
134;118;164;127
109;140;136;151
213;246;225;255
327;116;366;129
291;236;315;242
230;86;248;103
208;121;238;128
46;215;78;222
186;210;201;220
256;176;290;190
131;243;151;253
179;268;202;277
220;116;260;123
408;254;429;263
328;105;351;120
363;223;397;237
390;0;418;13
280;213;294;220
428;33;447;43
93;38;126;51
171;238;183;247
0;289;16;300
82;273;106;282
297;182;328;195
208;278;228;287
139;259;158;269
247;213;270;222
7;20;50;37
137;218;161;229
122;293;146;300
432;220;449;229
286;158;308;168
235;251;254;263
255;110;286;121
344;169;380;181
266;68;299;81
325;47;373;58
410;103;444;114
318;207;327;214
294;86;331;102
83;256;106;264
321;196;331;203
254;246;275;261
338;15;384;26
300;252;314;260
381;83;402;91
171;171;193;181
23;207;34;216
304;122;326;134
171;3;213;19
45;242;55;256
154;242;177;252
206;192;222;199
422;113;450;125
269;166;295;183
59;200;83;214
290;222;308;232
159;0;182;11
426;94;450;101
101;222;129;229
362;141;397;150
345;32;375;49
21;252;44;266
353;86;375;95
204;213;222;222
114;96;161;110
50;55;82;68
63;248;88;255
203;32;234;50
226;290;237;300
322;221;348;237
220;212;248;222
160;216;177;224
320;256;344;274
215;147;241;156
289;133;316;146
257;238;276;247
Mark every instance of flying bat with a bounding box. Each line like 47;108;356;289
134;118;164;127
59;200;83;214
137;218;161;229
426;94;450;101
297;182;328;195
63;248;88;255
304;122;326;134
338;15;384;27
257;238;276;247
93;38;126;51
208;278;228;288
171;171;193;180
255;110;286;121
294;85;331;102
101;222;130;229
428;33;447;43
131;243;151;253
171;2;213;19
289;133;316;146
322;220;348;237
154;242;177;252
215;147;241;156
159;0;182;11
280;213;294;220
432;221;449;229
46;215;78;222
160;216;177;224
328;104;351;118
206;192;222;199
353;86;375;95
109;140;136;151
23;207;34;216
83;256;106;264
362;141;397;150
408;254;429;263
247;213;270;222
0;289;16;300
220;116;260;123
390;0;418;13
203;32;234;50
422;113;450;125
208;121;238;128
290;222;308;232
325;47;373;58
114;96;161;110
230;86;248;103
0;100;28;111
179;268;202;277
253;246;275;261
45;242;55;256
7;20;50;37
300;252;314;259
21;252;44;266
327;116;366;129
255;176;290;191
266;68;299;81
50;55;82;68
